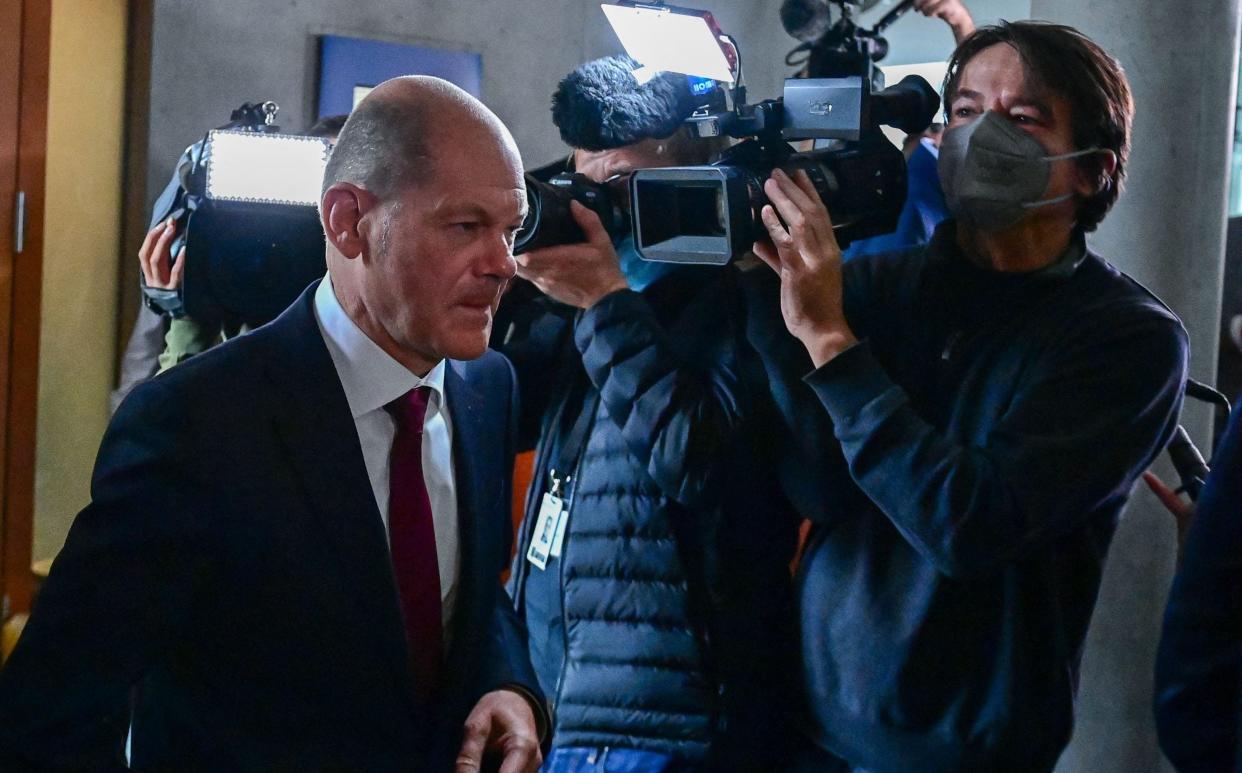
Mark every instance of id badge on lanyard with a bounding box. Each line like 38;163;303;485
526;389;598;570
526;469;572;570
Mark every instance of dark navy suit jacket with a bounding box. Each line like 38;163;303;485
0;282;543;771
1156;401;1242;772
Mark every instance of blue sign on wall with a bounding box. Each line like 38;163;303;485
317;35;482;119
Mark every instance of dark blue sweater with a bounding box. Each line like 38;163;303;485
761;223;1188;772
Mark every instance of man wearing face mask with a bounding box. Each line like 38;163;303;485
496;56;804;771
746;22;1188;772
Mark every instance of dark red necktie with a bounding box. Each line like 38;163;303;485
386;386;442;701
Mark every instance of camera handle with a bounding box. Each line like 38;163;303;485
1166;378;1231;501
870;0;916;36
223;100;282;134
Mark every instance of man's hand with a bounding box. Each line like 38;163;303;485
914;0;976;43
752;168;858;368
1142;471;1196;562
514;200;628;309
455;689;542;773
138;218;185;290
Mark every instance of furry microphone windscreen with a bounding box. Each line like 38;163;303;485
551;55;698;151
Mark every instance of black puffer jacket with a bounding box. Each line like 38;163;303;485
502;266;801;768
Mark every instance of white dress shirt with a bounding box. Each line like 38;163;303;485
313;275;460;628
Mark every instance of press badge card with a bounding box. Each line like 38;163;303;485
550;503;570;558
526;493;564;570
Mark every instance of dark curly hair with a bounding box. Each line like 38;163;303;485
943;21;1134;232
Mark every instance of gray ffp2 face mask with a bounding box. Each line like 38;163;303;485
938;111;1099;232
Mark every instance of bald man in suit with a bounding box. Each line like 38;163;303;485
0;76;545;772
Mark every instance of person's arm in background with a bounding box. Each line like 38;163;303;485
111;144;203;412
157;318;221;373
111;306;169;414
1142;471;1197;563
1154;407;1242;772
914;0;976;44
137;218;221;373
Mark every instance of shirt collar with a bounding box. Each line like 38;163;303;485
1038;229;1088;280
313;274;447;419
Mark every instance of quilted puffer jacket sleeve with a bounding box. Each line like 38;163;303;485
573;284;752;511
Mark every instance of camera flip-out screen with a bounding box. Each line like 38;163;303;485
203;130;331;207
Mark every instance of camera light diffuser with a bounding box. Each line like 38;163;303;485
204;130;331;207
602;3;735;83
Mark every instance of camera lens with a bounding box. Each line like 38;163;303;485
514;173;622;254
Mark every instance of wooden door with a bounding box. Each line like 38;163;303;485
0;0;50;620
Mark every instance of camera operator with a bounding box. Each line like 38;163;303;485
752;22;1188;771
500;56;803;771
118;113;347;397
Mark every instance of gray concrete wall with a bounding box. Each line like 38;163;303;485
1020;3;1241;772
145;0;788;213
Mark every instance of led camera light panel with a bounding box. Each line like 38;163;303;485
601;3;735;83
204;130;332;207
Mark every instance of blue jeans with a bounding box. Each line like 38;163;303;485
540;746;693;772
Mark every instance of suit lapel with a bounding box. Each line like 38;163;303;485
442;360;496;687
446;359;489;600
261;283;417;709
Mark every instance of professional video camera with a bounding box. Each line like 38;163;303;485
513;51;725;255
606;0;939;264
514;28;738;255
142;101;331;326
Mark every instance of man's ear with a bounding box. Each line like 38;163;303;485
321;183;378;260
1079;149;1119;196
